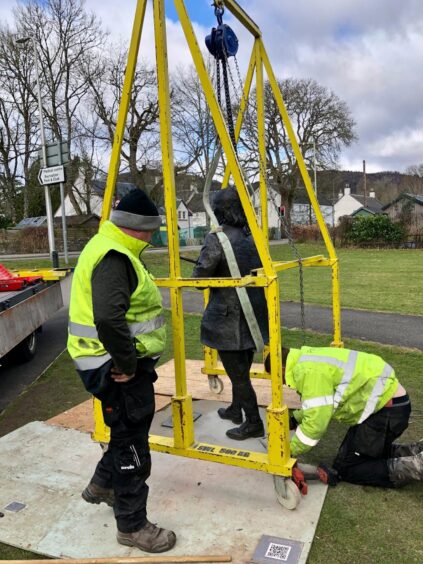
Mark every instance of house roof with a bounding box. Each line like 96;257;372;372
351;207;376;217
350;194;383;213
53;214;100;226
186;193;206;213
14;216;47;229
258;183;333;206
92;180;138;199
382;192;423;210
292;190;332;206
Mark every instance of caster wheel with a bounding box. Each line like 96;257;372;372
208;375;224;394
273;476;301;510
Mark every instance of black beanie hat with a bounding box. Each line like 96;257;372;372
110;189;161;231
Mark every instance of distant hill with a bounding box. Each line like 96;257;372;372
312;170;423;205
115;168;423;206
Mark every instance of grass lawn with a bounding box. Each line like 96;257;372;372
142;243;423;316
2;243;423;315
1;258;78;270
0;311;422;562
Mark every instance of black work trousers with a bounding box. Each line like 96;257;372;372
218;349;261;423
90;360;156;533
333;397;411;488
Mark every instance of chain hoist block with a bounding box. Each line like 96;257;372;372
206;5;238;60
206;24;239;59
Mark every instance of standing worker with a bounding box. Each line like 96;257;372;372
192;187;269;440
283;346;422;487
68;189;176;553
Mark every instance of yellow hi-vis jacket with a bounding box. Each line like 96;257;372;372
68;220;165;371
285;346;399;457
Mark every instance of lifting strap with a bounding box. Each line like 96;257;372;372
203;148;264;352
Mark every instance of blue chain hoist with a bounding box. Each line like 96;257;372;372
205;2;239;152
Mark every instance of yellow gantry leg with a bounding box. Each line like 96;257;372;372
255;39;268;242
260;40;342;345
153;0;194;449
93;0;148;444
174;0;274;279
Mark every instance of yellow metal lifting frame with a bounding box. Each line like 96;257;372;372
93;0;342;498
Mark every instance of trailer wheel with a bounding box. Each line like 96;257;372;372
13;331;37;362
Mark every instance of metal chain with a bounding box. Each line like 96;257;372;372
230;54;307;343
221;58;237;153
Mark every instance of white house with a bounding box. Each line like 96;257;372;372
55;178;137;217
333;184;383;224
253;186;333;229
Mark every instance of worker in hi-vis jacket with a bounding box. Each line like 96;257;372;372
68;189;176;553
283;346;422;487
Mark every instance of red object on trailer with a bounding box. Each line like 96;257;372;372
0;264;42;291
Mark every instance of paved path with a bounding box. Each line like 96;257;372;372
160;289;423;351
0;308;68;414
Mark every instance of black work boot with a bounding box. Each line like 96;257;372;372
387;451;423;486
391;439;423;458
117;520;176;553
217;405;243;424
82;482;114;507
226;419;265;441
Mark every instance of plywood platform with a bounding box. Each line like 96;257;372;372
48;359;300;434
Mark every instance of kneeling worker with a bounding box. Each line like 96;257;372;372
283;346;422;487
68;189;176;553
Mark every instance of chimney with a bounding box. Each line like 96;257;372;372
369;190;376;199
344;183;351;196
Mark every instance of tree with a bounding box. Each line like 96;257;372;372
172;63;217;182
83;45;161;191
14;0;106;215
404;164;423;195
0;27;38;219
243;78;357;226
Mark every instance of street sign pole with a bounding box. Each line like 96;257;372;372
32;37;57;268
57;141;69;264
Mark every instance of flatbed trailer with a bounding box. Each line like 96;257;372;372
0;280;64;362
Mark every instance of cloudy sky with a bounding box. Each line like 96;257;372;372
2;0;422;173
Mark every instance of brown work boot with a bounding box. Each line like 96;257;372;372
117;521;176;553
81;482;114;507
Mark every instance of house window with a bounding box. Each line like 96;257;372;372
183;211;186;219
178;211;181;219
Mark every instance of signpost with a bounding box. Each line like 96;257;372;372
38;141;69;167
38;140;70;265
38;165;65;186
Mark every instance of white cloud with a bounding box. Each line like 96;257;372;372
1;0;422;173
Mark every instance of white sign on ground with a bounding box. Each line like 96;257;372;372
38;165;65;186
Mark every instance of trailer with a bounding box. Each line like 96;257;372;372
0;273;65;363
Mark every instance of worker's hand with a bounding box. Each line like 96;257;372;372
111;367;135;383
289;414;298;430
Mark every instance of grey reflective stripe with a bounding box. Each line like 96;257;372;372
334;350;358;409
358;363;394;424
69;316;164;340
302;395;334;410
73;353;111;370
298;355;345;369
68;321;98;339
130;315;165;336
295;427;320;447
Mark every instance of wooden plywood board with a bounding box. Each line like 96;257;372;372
155;359;301;409
47;359;299;434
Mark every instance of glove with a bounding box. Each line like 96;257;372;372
289;414;298;430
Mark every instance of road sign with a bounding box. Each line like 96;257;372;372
38;141;69;167
38;165;65;186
